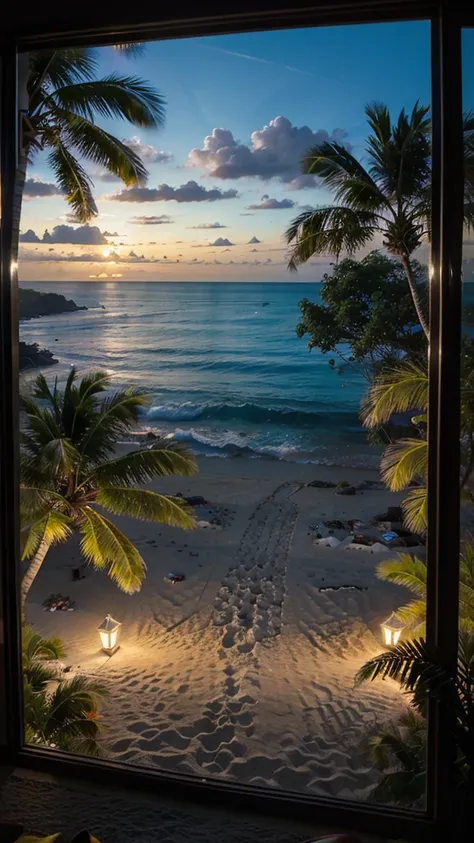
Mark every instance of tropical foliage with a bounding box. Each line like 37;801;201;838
10;831;100;843
286;102;474;340
360;339;474;532
14;46;165;237
20;368;197;616
23;627;105;756
375;542;474;636
367;708;426;806
296;251;426;379
357;632;474;814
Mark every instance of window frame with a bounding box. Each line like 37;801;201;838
0;3;466;836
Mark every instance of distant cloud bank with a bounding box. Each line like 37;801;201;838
109;181;238;203
129;215;174;225
123;136;173;164
20;225;108;245
247;196;295;210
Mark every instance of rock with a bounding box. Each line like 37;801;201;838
335;485;356;495
371;542;389;553
324;519;346;530
182;495;208;506
313;536;340;547
306;480;337;488
346;543;373;553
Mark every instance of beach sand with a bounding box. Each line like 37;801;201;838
26;454;415;801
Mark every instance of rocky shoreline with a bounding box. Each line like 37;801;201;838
19;287;86;370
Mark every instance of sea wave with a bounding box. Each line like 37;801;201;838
146;401;359;428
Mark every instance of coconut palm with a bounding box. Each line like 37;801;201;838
23;627;105;756
20;368;197;618
376;544;474;636
356;632;474;815
13;46;165;247
285;103;474;341
367;708;426;806
360;343;474;531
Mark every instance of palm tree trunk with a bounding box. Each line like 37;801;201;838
400;254;430;341
21;538;51;622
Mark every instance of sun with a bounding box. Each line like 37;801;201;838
102;247;112;258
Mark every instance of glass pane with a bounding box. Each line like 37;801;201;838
18;22;430;806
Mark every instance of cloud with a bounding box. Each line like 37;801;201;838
19;229;41;243
94;171;122;183
130;215;174;225
211;237;234;246
187;222;228;229
23;178;62;197
188;117;348;188
108;181;238;203
248;236;261;244
240;213;254;216
20;225;108;245
247;197;295;210
123;136;173;164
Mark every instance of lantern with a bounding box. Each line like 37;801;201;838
381;612;405;646
97;614;121;655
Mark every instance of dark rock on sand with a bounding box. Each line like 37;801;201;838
306;480;337;488
335;485;356;496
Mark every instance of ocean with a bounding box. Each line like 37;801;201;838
19;281;381;468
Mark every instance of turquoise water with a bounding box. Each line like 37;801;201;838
19;281;379;467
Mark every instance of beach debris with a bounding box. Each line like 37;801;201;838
43;593;76;611
382;531;399;542
335;485;356;495
313;536;341;547
164;572;186;584
374;506;403;522
371;542;389;553
197;519;221;530
319;584;368;592
346;543;374;553
306;480;337;488
324;519;346;530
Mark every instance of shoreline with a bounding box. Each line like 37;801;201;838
26;455;412;799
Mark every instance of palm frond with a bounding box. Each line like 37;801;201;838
51;74;165;128
355;638;450;694
401;486;428;533
392;600;426;634
96;487;195;529
301;141;388;211
285;206;378;268
28;49;98;111
376;554;427;596
79;507;145;593
361;360;428;427
38;437;81;476
62;114;149;186
40;676;106;753
87;442;198;487
23;626;66;663
21;510;73;560
77;389;149;462
47;142;97;223
380;438;427;491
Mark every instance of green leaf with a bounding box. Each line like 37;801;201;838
96;487;195;529
361;360;428;427
79;507;145;593
88;442;198;487
285;206;378;268
401;487;428;533
301;140;388;211
21;510;72;560
376;554;427;596
51;74;166;128
380;438;427;491
62;115;149;187
47;143;97;223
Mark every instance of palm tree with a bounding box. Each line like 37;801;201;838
356;632;474;818
367;708;426;806
13;47;165;249
375;543;474;636
360;343;474;531
285;103;474;341
23;627;105;756
20;368;197;619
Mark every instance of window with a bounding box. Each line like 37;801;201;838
0;4;468;837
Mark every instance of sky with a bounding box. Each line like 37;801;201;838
19;20;432;282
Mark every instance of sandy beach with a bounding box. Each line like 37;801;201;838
26;453;414;801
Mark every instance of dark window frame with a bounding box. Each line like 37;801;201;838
0;2;467;837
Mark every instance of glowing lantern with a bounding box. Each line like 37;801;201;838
97;614;121;655
381;612;405;646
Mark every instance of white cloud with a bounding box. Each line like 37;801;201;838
247;197;295;210
188;117;348;188
123;136;173;164
23;178;63;197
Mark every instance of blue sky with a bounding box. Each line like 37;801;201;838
20;20;431;281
